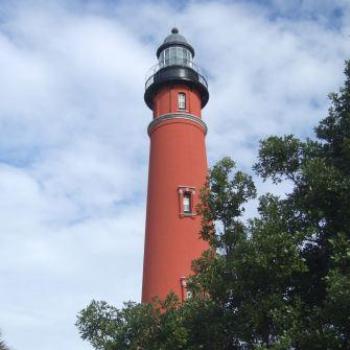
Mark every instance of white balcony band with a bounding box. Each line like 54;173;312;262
148;113;207;136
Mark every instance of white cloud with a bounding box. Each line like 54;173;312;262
0;1;349;349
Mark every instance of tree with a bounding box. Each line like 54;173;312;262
254;60;350;348
77;295;190;350
77;60;350;350
0;331;10;350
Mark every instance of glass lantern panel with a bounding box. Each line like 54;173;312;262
168;47;176;65
159;46;193;67
183;48;190;65
159;50;164;67
164;48;170;65
176;46;184;63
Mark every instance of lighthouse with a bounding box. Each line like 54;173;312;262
142;28;209;303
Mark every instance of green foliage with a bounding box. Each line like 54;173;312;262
77;60;350;350
197;157;256;253
76;294;188;350
0;331;9;350
252;60;350;349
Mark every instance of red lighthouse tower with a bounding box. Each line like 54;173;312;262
142;28;209;303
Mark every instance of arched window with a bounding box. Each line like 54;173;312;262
178;92;186;110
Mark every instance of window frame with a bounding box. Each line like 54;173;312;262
178;186;196;216
180;277;191;302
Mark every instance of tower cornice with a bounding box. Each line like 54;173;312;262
147;113;207;136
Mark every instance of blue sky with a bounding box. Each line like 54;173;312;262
0;0;350;349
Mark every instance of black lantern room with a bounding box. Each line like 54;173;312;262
144;28;209;110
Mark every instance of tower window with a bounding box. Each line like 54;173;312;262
178;93;186;110
183;192;191;213
180;277;191;302
178;186;195;216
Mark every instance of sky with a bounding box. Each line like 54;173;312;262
0;0;350;349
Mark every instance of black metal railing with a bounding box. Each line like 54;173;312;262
145;61;208;90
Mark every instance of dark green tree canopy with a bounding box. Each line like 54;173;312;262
77;60;350;350
0;331;10;350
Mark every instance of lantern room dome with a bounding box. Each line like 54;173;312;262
164;28;188;44
156;28;195;58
